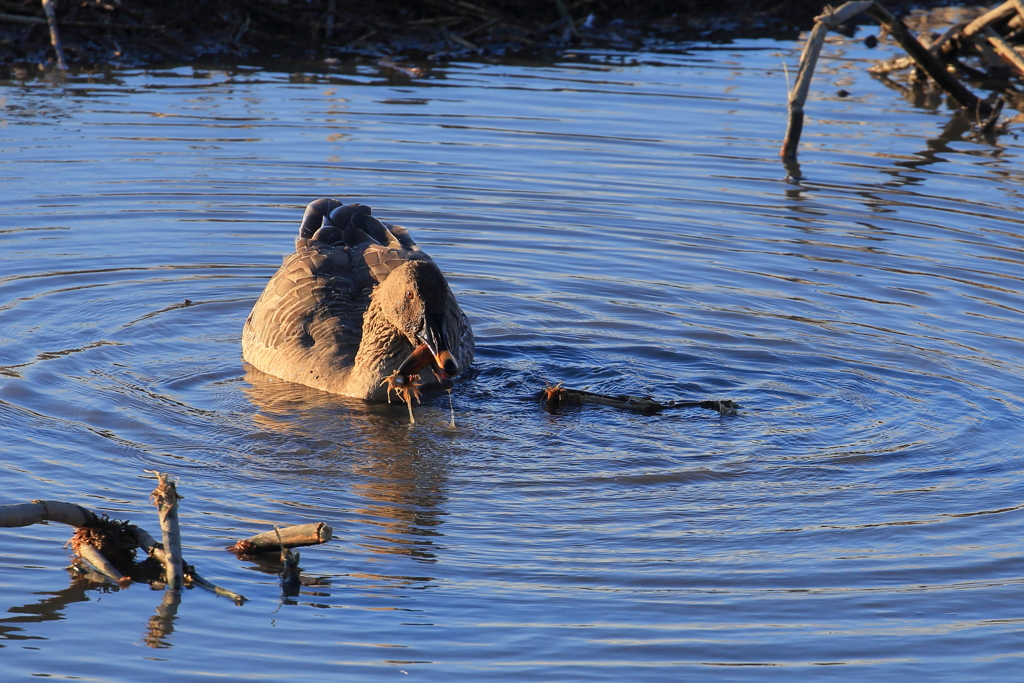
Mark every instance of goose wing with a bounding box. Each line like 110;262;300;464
243;200;428;371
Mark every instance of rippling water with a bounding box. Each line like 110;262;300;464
2;33;1024;681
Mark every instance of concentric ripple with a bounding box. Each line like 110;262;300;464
1;34;1023;681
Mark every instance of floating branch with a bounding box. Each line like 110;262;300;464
541;384;739;415
228;523;334;555
0;475;249;604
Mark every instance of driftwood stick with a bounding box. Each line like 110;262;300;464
149;472;184;591
983;26;1024;75
1013;0;1024;22
865;3;993;117
76;542;125;583
39;0;67;71
781;1;873;160
228;522;333;554
541;384;739;415
0;500;102;528
961;0;1017;40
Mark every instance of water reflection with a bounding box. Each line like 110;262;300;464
142;589;180;649
0;575;111;644
242;366;448;563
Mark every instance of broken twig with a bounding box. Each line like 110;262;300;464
228;522;333;555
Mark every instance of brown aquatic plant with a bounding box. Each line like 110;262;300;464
383;369;423;424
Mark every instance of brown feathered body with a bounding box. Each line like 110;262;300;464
242;199;474;401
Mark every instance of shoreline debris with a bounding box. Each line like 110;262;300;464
783;0;1024;162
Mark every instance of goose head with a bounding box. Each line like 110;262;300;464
375;259;460;387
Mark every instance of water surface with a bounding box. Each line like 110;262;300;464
2;34;1024;681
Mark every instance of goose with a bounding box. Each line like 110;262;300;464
242;199;474;402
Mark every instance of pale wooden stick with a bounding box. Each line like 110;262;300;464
781;1;874;160
962;1;1017;39
0;500;102;528
149;472;184;591
39;0;67;71
982;26;1024;74
228;522;333;554
1013;0;1024;21
76;542;124;583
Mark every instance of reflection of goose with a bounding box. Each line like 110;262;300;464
241;366;449;563
242;199;474;401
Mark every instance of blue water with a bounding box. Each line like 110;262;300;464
1;33;1024;681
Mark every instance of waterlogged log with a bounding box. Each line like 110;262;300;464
541;384;739;415
228;522;333;555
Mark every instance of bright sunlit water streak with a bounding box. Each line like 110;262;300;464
1;34;1024;681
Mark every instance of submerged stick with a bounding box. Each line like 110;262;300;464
40;0;67;71
541;384;739;415
149;472;184;591
228;522;333;554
